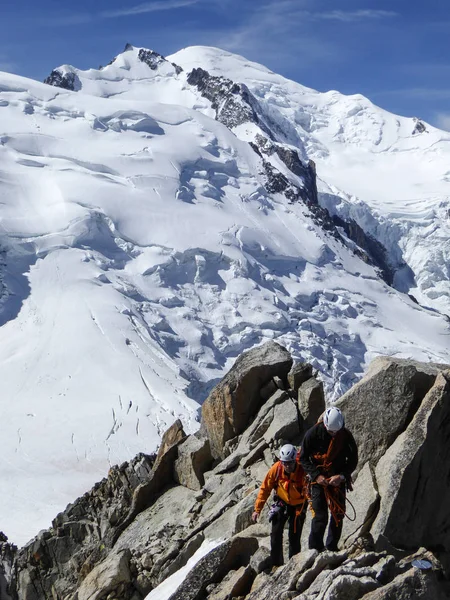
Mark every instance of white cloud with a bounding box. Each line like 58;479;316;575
214;0;340;71
101;0;200;18
312;9;398;22
39;0;200;26
210;1;398;73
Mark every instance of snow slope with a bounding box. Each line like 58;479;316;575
170;46;450;316
0;45;449;545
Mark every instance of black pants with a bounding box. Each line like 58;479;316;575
271;503;307;566
309;484;345;551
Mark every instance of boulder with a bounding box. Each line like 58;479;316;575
207;565;254;600
338;357;448;470
201;341;293;458
174;435;213;491
246;550;318;600
167;536;259;600
239;389;289;452
113;420;187;539
371;371;450;552
263;397;299;444
204;489;258;540
312;573;379;599
288;362;314;392
359;567;448;599
78;549;131;600
260;379;278;401
297;378;325;429
159;533;205;581
154;419;186;467
241;439;269;469
210;389;290;476
249;546;272;574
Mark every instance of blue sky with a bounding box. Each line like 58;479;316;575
1;0;449;129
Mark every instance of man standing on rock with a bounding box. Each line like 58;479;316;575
252;444;308;567
301;407;358;552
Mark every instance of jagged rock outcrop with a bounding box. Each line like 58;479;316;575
174;435;213;490
371;371;450;553
297;377;325;429
412;117;427;135
137;48;182;74
338;357;447;469
288;362;313;392
187;68;264;132
201;340;293;458
44;70;79;91
112;419;187;537
7;350;450;600
0;533;16;600
331;213;394;284
169;536;258;600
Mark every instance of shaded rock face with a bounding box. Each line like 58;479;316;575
169;537;259;600
154;418;186;466
331;213;394;284
338;359;450;566
44;70;79;91
412;117;427;135
8;351;450;600
339;357;446;470
187;68;263;132
297;377;325;429
201;340;293;458
287;362;313;392
0;534;16;600
138;48;165;70
372;371;450;553
253;134;318;205
174;435;213;490
137;48;183;74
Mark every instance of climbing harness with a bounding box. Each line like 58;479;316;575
307;429;357;525
272;452;308;532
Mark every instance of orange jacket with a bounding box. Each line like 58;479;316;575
254;461;306;514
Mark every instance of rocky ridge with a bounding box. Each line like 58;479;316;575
1;341;450;600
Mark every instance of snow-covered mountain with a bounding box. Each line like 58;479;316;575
0;44;449;545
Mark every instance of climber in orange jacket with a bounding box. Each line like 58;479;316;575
252;444;308;566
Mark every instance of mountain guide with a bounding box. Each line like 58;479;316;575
252;444;308;567
300;407;358;551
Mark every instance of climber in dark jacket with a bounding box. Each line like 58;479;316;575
301;407;358;551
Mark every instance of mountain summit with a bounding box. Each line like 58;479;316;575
0;44;449;545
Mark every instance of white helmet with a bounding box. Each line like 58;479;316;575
323;407;344;432
279;444;297;462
